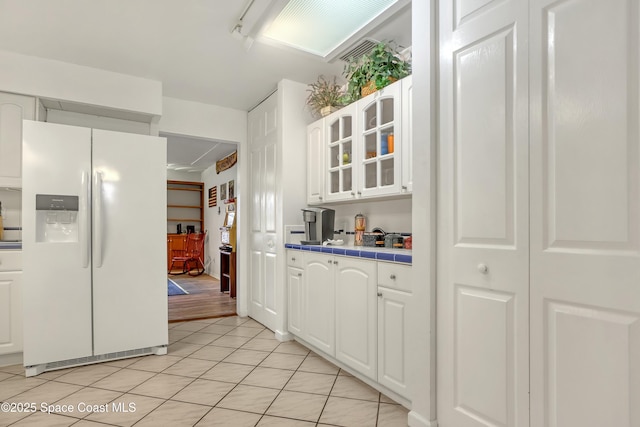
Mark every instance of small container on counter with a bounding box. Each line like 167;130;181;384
384;233;400;248
404;235;412;249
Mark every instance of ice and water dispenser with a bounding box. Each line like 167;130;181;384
35;195;79;243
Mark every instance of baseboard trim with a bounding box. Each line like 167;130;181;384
275;330;293;342
408;411;437;427
0;352;23;368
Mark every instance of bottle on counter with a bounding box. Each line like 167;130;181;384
0;201;4;241
354;213;366;246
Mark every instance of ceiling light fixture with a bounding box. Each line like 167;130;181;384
231;0;257;40
262;0;406;59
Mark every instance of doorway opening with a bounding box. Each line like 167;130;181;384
163;132;239;321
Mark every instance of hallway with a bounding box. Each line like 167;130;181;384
168;274;236;322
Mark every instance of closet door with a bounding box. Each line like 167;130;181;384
248;92;279;331
530;1;640;426
437;0;530;425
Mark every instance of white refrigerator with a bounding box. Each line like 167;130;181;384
22;121;168;376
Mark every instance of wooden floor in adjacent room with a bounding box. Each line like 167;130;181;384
168;273;236;322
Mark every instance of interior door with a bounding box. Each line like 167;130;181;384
92;129;167;355
248;92;279;331
530;1;640;425
438;0;530;425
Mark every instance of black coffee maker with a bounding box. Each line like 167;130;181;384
301;207;335;245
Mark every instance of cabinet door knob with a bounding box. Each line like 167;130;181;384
351;192;355;196
377;292;383;297
298;273;302;277
328;260;332;264
319;196;323;200
390;274;396;280
402;185;408;190
477;263;489;274
334;260;338;265
291;257;296;261
357;191;362;196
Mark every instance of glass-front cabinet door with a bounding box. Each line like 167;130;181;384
325;103;357;201
359;80;402;198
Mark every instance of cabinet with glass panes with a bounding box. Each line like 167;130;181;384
359;80;402;198
325;102;357;202
306;76;411;204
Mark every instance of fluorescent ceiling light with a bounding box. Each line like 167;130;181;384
262;0;399;57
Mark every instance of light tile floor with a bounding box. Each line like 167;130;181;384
0;316;409;426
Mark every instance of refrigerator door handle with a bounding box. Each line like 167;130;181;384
93;171;103;268
80;171;90;268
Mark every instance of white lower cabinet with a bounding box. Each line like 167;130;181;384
287;250;412;401
335;257;377;380
303;253;335;356
286;265;304;337
377;286;411;397
0;252;23;357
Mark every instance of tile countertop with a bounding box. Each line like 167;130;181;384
285;243;412;264
0;241;22;250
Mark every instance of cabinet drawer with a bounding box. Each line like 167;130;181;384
287;250;303;268
0;251;22;271
377;262;411;292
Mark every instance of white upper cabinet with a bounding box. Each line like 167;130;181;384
358;80;402;198
306;119;325;204
324;102;358;202
0;92;36;187
307;76;412;204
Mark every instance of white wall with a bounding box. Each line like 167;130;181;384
46;110;152;135
408;1;437;426
166;170;201;182
328;198;412;244
201;162;237;278
159;97;247;144
0;50;162;116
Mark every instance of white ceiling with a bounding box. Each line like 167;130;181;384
0;0;411;172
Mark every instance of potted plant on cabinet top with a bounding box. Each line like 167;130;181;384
306;75;346;118
343;41;411;103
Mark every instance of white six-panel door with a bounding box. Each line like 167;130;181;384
529;1;640;426
438;0;530;425
248;92;279;331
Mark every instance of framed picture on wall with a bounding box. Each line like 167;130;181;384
208;186;217;207
220;183;227;201
228;180;235;199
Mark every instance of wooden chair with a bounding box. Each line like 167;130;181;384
169;231;206;276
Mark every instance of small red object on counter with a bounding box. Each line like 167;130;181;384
404;235;412;249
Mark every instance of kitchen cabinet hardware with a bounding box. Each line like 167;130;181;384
298;273;302;277
390;274;396;280
377;292;383;297
291;257;296;261
333;260;338;265
477;263;488;274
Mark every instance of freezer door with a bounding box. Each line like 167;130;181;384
22;121;93;366
91;129;168;355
